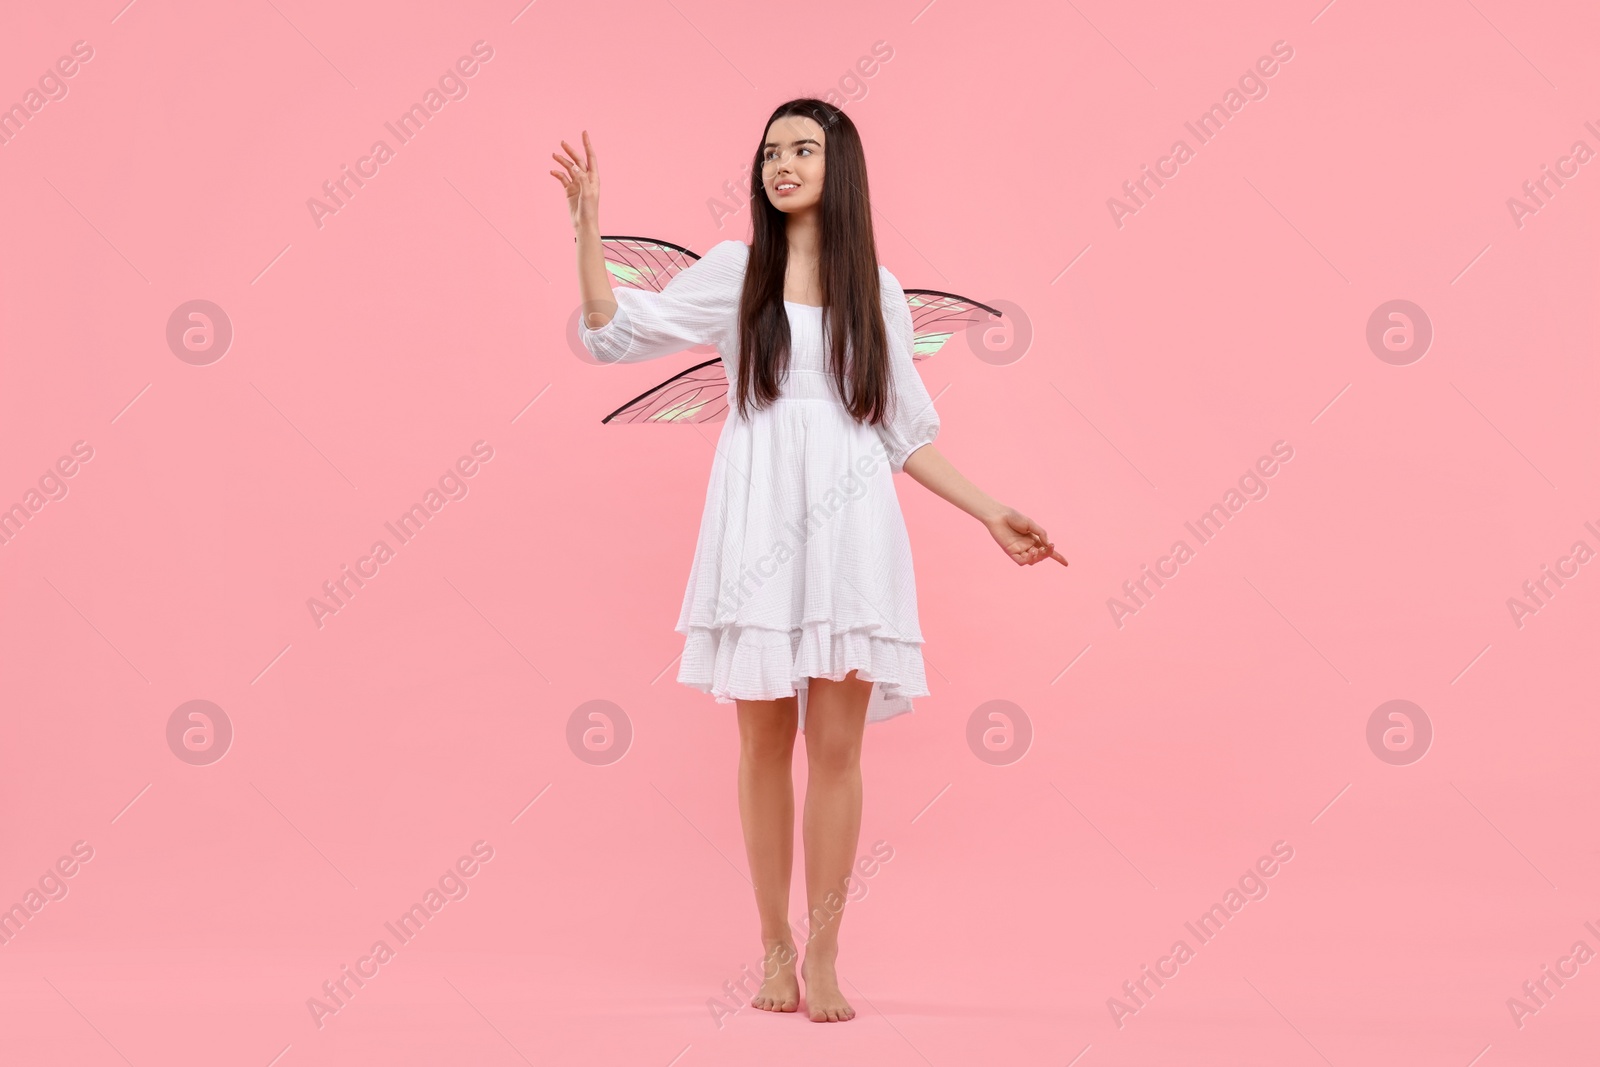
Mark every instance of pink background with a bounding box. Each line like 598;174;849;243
2;0;1597;1063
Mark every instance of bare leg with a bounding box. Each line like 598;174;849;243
736;695;801;1012
799;671;871;1022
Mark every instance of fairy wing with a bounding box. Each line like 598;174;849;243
596;235;732;424
599;235;703;293
596;238;1000;424
601;356;731;424
600;234;722;363
903;289;1003;361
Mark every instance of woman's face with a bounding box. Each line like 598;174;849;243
761;115;825;214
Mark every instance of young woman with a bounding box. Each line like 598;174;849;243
554;99;1066;1023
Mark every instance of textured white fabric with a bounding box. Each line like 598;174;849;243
581;239;938;726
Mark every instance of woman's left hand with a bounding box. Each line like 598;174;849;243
984;507;1069;567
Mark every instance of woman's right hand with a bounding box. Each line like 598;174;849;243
551;130;600;233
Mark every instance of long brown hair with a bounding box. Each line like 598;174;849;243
733;99;891;427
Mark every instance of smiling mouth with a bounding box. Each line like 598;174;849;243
775;182;800;194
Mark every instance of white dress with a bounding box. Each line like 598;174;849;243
580;239;939;727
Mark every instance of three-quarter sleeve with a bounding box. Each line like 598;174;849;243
579;239;747;365
875;267;940;472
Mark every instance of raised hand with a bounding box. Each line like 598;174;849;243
550;129;600;233
985;507;1068;568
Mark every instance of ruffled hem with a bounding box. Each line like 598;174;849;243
676;620;929;727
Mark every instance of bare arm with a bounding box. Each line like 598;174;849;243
575;224;616;329
902;444;1068;567
552;131;618;328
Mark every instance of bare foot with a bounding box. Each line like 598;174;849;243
800;952;856;1022
750;941;799;1012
